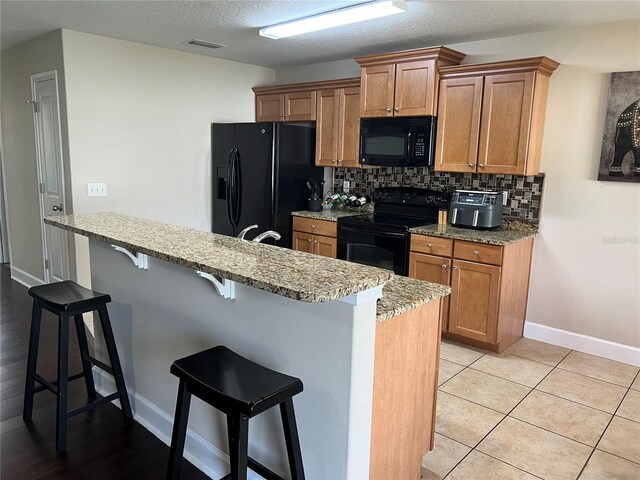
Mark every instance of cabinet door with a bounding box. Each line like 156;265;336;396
394;60;437;116
284;91;316;121
478;72;534;175
314;235;337;258
337;87;361;167
360;64;396;118
256;94;284;121
292;231;314;254
434;76;484;173
409;252;452;332
316;89;339;167
449;260;500;343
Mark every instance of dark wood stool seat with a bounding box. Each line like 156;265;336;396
29;280;112;313
24;281;133;453
167;346;305;480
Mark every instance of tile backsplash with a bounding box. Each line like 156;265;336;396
333;168;545;221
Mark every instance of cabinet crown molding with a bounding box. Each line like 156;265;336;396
252;77;360;95
439;56;561;78
355;46;466;67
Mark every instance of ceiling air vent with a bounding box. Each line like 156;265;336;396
187;39;227;49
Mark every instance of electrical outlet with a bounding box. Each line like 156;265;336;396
502;191;508;206
343;180;350;193
88;183;107;197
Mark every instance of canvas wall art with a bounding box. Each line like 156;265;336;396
598;71;640;183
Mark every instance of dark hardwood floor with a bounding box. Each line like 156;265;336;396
0;264;209;479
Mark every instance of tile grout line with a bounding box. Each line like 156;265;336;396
451;348;582;479
439;386;611;450
554;365;638;389
436;341;637;478
577;369;640;477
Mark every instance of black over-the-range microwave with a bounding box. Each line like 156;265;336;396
359;116;437;167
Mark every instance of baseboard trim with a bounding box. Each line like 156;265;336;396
524;322;640;367
10;266;44;289
93;369;264;480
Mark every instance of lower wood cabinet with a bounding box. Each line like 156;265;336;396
292;231;337;258
448;260;500;343
292;217;337;258
408;252;451;332
410;234;533;353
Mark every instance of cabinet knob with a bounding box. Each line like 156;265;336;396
314;240;318;244
427;243;432;247
310;225;315;229
473;250;479;255
307;238;312;243
468;163;474;168
394;107;399;112
386;107;391;112
332;159;336;163
442;264;448;269
478;163;484;168
452;266;458;270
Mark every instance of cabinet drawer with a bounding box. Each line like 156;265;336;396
454;241;503;266
292;217;337;237
410;235;453;257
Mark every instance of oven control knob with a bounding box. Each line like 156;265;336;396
427;196;434;203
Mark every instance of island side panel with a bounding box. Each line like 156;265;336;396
369;299;442;480
88;239;377;480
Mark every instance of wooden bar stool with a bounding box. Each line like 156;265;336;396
166;346;305;480
23;280;133;452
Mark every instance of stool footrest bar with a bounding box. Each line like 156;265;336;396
33;372;90;394
88;356;114;375
248;457;287;480
66;393;120;418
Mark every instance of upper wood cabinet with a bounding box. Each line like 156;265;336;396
253;82;319;122
315;78;362;168
435;57;559;175
356;47;466;118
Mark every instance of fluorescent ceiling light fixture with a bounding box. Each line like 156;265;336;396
259;0;408;40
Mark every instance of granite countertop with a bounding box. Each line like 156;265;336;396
410;219;538;245
377;276;450;323
45;213;394;303
292;209;369;222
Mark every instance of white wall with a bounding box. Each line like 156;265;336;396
61;30;275;284
0;30;74;285
277;21;640;352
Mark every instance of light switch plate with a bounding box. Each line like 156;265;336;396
343;180;350;193
88;183;107;197
502;191;508;206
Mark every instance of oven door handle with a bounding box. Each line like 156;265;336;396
338;225;407;238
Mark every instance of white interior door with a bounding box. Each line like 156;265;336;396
31;71;68;283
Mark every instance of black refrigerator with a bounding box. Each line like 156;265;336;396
211;122;323;248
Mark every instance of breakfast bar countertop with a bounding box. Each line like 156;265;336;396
291;209;368;222
45;212;394;303
410;219;539;245
377;276;450;323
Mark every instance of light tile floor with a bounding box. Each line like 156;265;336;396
423;338;640;480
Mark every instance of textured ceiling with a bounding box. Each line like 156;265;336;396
1;0;639;68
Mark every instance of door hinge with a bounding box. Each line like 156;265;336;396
45;259;49;270
39;182;45;194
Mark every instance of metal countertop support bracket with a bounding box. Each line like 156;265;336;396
195;270;236;299
111;245;148;270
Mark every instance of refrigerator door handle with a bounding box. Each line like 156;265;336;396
233;148;242;227
225;148;234;228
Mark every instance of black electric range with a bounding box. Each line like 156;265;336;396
337;187;449;275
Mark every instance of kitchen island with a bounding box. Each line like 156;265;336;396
46;213;449;480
